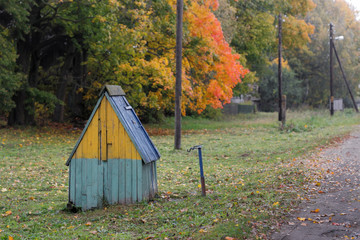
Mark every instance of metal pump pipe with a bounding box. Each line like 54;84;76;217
187;145;206;196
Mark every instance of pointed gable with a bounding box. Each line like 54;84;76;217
66;85;160;166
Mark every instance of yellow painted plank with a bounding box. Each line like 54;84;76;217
119;117;125;159
123;122;129;159
73;96;141;161
106;99;117;159
74;111;99;159
100;98;107;161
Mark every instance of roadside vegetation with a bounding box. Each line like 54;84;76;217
1;110;359;239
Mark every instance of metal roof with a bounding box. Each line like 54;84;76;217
66;85;160;165
107;93;161;164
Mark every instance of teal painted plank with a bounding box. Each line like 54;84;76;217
75;159;82;208
149;162;155;198
103;160;109;204
125;159;132;203
97;160;104;208
118;159;125;204
111;159;119;204
153;161;158;193
104;160;111;204
142;162;149;200
131;160;137;202
70;158;157;209
87;159;98;209
81;159;87;210
137;160;142;202
69;161;76;203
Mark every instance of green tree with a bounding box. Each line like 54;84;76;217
0;29;22;115
259;63;303;111
286;0;360;107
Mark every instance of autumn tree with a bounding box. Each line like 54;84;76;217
1;0;247;124
228;0;315;108
286;0;360;107
84;0;248;120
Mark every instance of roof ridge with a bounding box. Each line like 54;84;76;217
99;85;125;96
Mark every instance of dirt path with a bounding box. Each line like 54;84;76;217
272;128;360;240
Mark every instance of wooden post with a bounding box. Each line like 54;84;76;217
175;0;183;149
330;23;334;116
278;14;283;121
281;95;286;128
332;44;359;113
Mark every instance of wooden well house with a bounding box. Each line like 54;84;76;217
66;85;160;210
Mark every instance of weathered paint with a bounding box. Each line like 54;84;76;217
107;94;160;163
69;158;103;210
69;158;157;210
72;97;141;161
66;85;160;210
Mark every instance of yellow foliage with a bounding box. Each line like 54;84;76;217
271;58;291;70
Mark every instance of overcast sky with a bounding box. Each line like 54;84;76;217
345;0;360;18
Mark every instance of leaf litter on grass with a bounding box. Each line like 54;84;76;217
1;111;360;239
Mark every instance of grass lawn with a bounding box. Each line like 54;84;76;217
0;110;359;239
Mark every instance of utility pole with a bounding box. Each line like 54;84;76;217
330;23;334;116
332;44;359;112
174;0;183;149
278;13;283;121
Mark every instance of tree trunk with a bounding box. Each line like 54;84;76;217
67;49;88;120
53;47;75;122
8;39;31;126
8;2;43;126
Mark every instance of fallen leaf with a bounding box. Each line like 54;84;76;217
288;222;295;225
1;188;7;192
310;209;320;213
273;202;279;206
297;217;306;221
199;229;207;233
9;237;14;240
180;208;188;213
2;211;12;217
85;222;92;226
301;223;307;226
90;231;97;235
332;222;342;226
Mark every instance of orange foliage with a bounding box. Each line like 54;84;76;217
86;0;248;117
181;0;249;112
